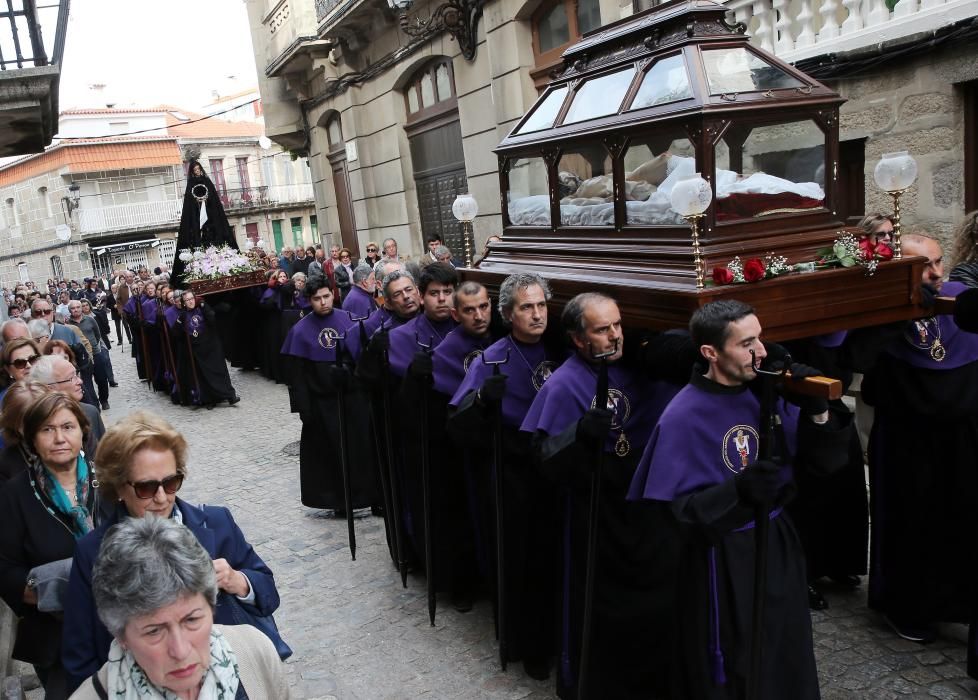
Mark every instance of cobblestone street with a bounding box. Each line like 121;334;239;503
88;337;978;700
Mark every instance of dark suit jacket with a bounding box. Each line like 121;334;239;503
61;499;281;692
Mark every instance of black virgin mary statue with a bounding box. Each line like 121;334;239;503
170;159;238;285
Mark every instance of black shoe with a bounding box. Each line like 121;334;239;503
828;574;861;589
228;395;241;405
205;403;215;410
371;505;385;517
884;615;936;644
808;585;828;611
523;657;550;680
100;402;110;410
109;382;119;387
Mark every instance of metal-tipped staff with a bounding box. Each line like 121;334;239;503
335;335;357;561
157;299;181;400
353;313;399;569
482;349;511;669
578;339;619;699
134;296;153;390
376;321;409;585
746;349;789;700
416;332;437;626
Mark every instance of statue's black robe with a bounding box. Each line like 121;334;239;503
170;160;237;286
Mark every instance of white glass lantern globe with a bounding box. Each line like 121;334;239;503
387;0;412;10
669;174;713;217
874;151;918;192
256;238;266;248
452;193;479;223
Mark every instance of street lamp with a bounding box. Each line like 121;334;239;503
63;181;81;214
669;174;713;289
873;151;917;259
452;193;478;267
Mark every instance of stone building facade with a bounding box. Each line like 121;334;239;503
0;106;318;286
247;0;978;263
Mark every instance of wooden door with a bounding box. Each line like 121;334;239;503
329;154;359;257
409;118;467;256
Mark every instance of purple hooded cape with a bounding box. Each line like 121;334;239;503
342;285;376;320
521;352;679;455
451;335;562;428
163;305;180;329
122;296;138;318
346;307;397;361
432;328;493;397
627;374;799;502
886;281;978;370
816;330;847;348
260;286;282;309
387;313;456;378
139;296;158;323
280;309;354;363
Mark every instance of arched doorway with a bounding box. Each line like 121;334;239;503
403;59;467;258
323;112;360;257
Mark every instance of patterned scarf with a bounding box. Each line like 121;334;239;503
105;627;240;699
30;453;94;539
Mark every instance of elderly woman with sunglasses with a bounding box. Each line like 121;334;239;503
0;392;101;699
69;517;289;699
0;337;41;395
61;411;285;695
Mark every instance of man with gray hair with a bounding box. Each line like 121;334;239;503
447;271;562;680
341;263;377;319
522;292;684;697
31;354;106;449
1;317;30;344
346;267;418;363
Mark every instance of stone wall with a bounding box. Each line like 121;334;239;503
303;0;620;260
829;41;978;251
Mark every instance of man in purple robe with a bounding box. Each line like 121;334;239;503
419;280;497;610
783;329;868;611
341;263;377;320
521;292;682;699
280;275;377;513
628;299;850;700
849;234;978;652
346;262;415;365
448;272;563;680
381;264;459;591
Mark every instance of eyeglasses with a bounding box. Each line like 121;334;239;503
35;308;53;315
7;354;39;370
127;474;184;499
366;247;377;252
47;370;81;386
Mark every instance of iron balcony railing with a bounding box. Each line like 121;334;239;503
0;0;67;70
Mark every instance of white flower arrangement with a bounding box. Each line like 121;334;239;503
179;245;261;281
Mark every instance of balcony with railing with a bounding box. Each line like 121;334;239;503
221;184;315;210
78;200;182;236
725;0;978;63
0;0;69;155
77;185;315;236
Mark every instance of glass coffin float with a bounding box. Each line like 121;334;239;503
468;0;924;340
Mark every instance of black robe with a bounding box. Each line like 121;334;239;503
283;311;377;511
783;335;868;581
175;304;237;404
170;160;237;286
629;372;852;700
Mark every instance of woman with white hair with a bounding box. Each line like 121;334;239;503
69;516;289;699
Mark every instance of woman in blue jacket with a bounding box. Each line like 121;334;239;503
60;410;287;694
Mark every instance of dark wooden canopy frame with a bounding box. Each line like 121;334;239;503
461;0;925;340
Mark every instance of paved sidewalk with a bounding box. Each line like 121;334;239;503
69;337;977;699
